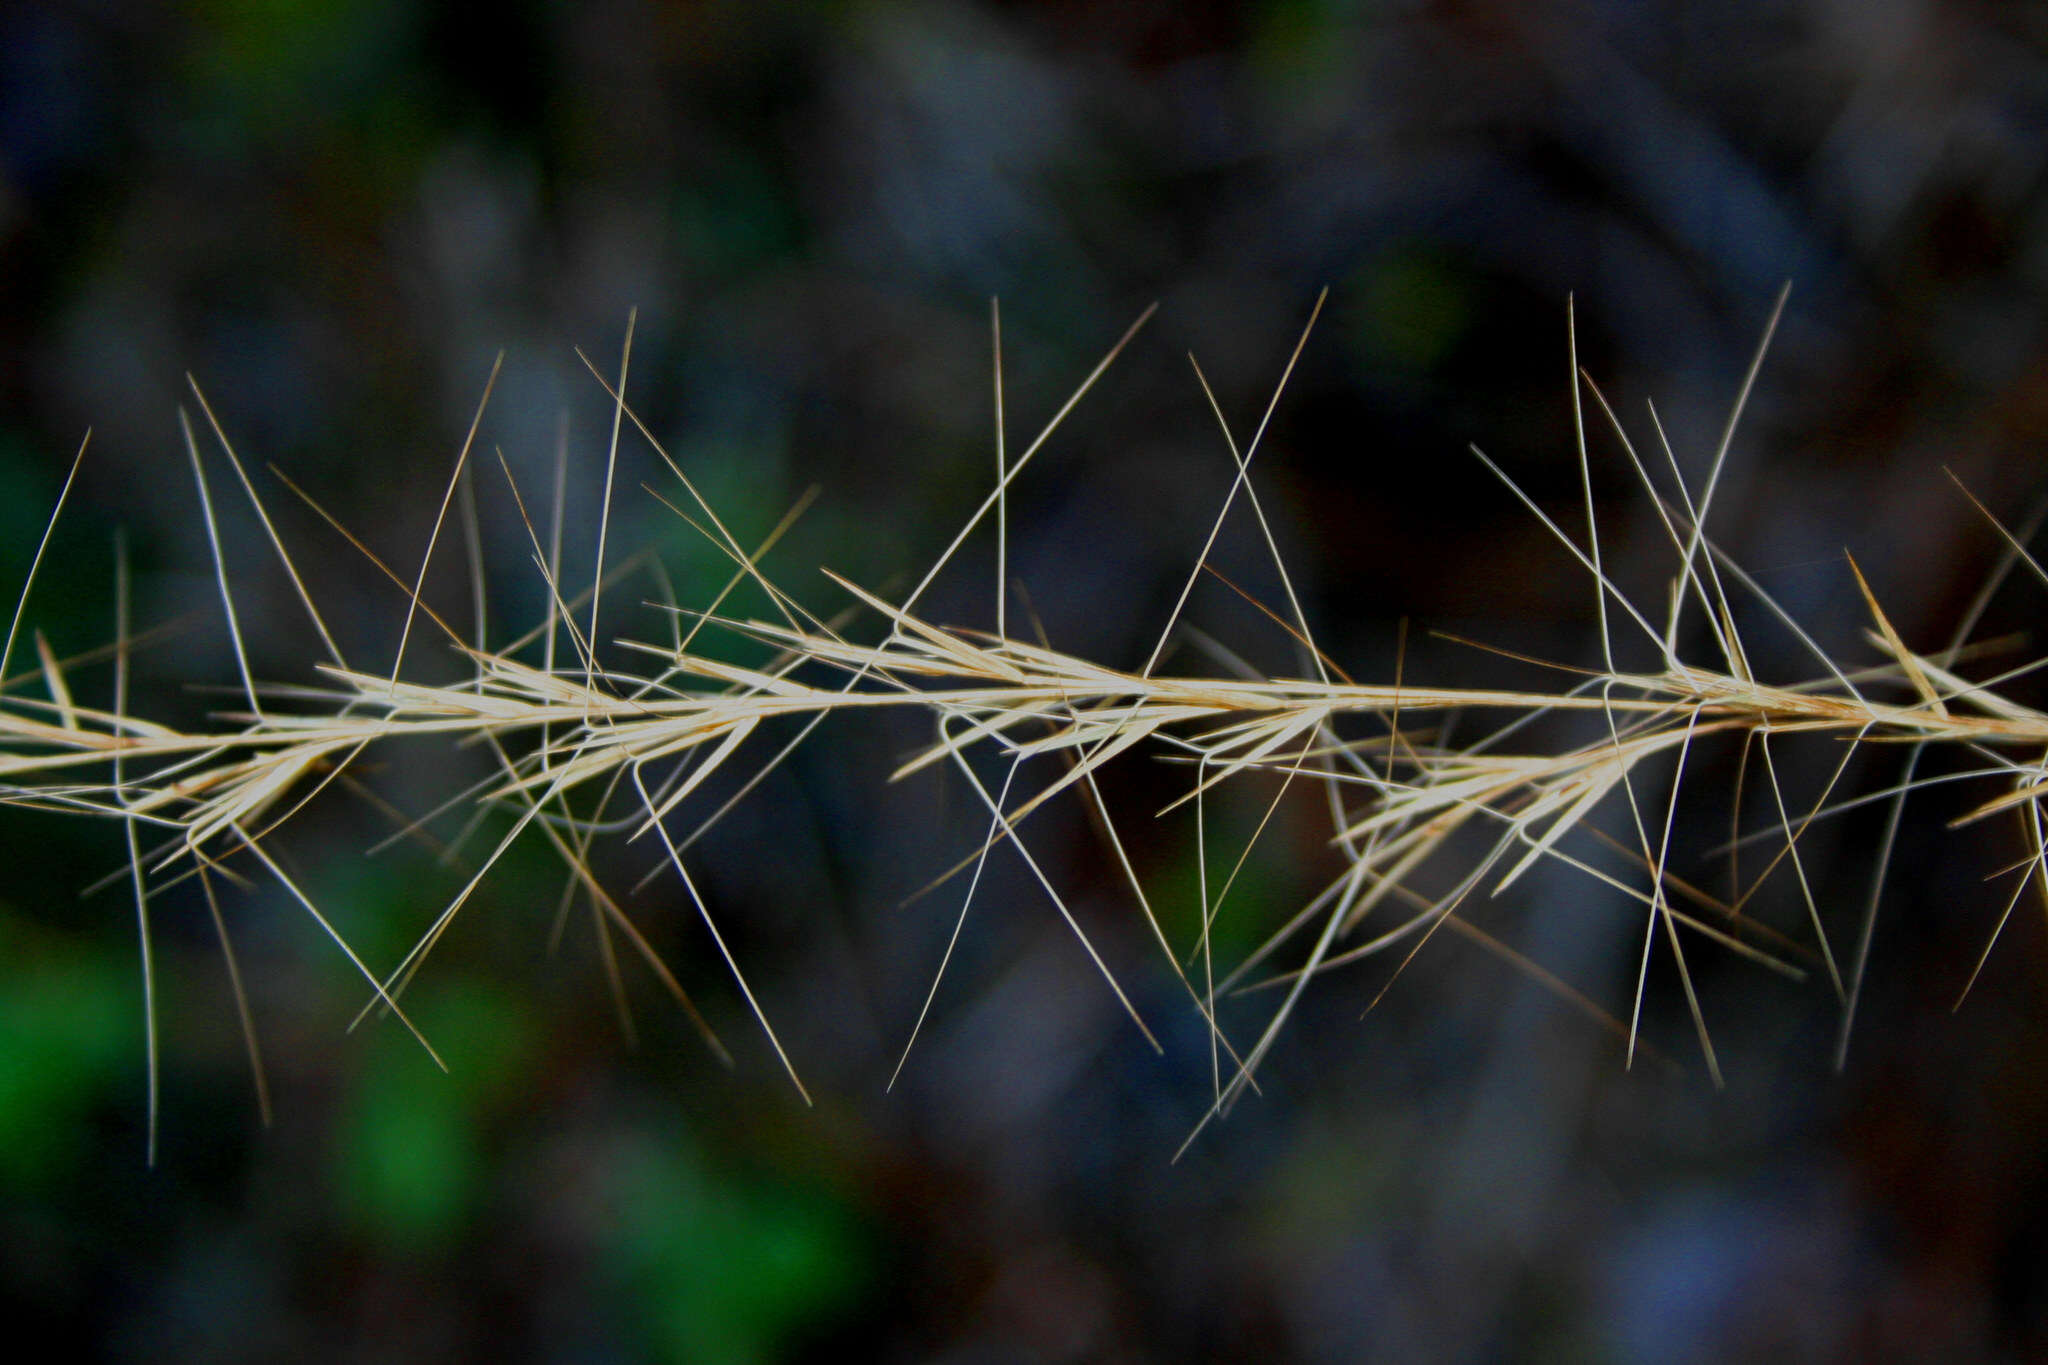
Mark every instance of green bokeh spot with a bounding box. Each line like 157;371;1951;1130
1351;250;1473;375
674;159;806;276
333;977;536;1254
1251;0;1376;107
0;914;130;1186
1153;822;1286;971
608;1138;869;1365
182;0;429;176
188;0;412;110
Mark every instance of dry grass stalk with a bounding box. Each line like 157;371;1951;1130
7;287;2045;1158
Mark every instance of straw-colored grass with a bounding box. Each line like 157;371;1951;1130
8;288;2046;1160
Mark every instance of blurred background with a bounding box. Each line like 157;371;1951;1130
5;0;2048;1360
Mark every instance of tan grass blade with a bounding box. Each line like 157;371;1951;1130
0;431;87;693
392;352;503;689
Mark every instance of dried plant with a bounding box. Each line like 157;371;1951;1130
8;287;2045;1162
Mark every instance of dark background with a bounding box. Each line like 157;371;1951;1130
5;1;2048;1360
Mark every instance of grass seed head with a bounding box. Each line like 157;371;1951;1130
7;293;2048;1157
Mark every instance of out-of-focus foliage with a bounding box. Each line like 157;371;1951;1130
4;1;2048;1360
